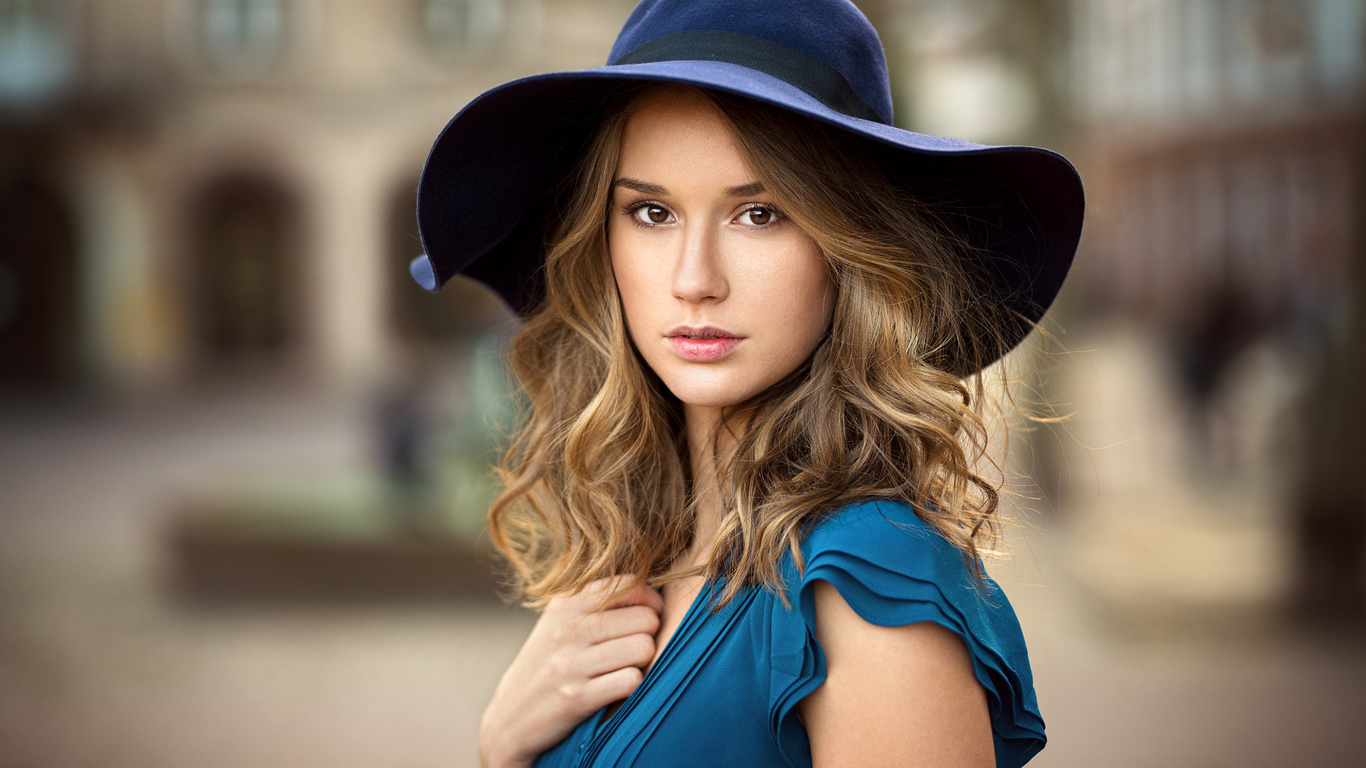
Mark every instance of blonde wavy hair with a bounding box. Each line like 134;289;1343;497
489;84;1020;608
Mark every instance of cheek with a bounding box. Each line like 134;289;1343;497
608;231;654;337
608;226;632;304
776;250;833;343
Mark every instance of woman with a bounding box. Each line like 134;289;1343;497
412;1;1084;766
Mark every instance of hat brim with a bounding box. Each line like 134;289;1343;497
416;60;1084;369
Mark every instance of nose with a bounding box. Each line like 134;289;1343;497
671;223;727;303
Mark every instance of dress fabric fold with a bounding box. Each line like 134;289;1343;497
533;500;1046;768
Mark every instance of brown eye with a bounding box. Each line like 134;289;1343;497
631;204;671;225
741;206;775;226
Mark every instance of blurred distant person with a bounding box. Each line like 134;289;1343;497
1172;275;1264;478
376;352;447;532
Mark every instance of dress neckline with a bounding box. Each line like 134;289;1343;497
583;577;716;744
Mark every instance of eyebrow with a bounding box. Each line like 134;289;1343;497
724;181;766;197
612;177;766;197
613;177;666;195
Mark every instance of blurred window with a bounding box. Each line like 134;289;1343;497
1311;0;1364;95
1246;0;1312;100
419;0;505;58
200;0;287;76
0;0;76;110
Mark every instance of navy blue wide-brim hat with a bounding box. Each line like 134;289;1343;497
414;0;1084;373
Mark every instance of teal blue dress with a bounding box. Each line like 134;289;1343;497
533;501;1046;767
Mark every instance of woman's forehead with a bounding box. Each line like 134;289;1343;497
615;90;757;190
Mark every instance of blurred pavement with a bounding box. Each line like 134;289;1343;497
1;327;1364;767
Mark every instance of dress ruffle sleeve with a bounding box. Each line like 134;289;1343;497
767;501;1045;768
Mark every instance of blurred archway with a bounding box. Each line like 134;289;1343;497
0;158;79;386
189;174;302;363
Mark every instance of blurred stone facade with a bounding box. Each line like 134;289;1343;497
0;0;634;392
1069;0;1364;331
6;1;1363;376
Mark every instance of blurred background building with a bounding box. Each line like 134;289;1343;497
0;0;615;394
2;1;1365;766
1072;0;1360;327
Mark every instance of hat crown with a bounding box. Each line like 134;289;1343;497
607;0;893;125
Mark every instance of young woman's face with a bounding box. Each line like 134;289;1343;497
609;90;834;410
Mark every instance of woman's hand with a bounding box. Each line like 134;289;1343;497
480;577;664;768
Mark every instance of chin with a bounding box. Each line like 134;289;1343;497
677;395;747;410
660;376;763;411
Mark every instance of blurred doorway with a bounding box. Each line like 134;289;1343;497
0;164;79;386
190;175;301;364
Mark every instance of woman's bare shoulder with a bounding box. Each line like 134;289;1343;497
800;580;994;768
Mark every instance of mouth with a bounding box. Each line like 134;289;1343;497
666;325;743;362
666;325;741;341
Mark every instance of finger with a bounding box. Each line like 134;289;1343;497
550;664;645;722
562;575;640;610
603;582;664;614
581;575;635;597
578;665;646;711
546;576;636;616
579;632;656;677
586;604;661;644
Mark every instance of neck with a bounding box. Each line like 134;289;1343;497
683;403;739;565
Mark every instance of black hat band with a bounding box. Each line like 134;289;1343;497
610;30;886;125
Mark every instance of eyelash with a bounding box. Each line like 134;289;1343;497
620;201;784;229
621;201;671;229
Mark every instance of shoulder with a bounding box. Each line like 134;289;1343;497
802;577;996;767
801;500;956;560
793;500;985;624
767;500;1046;768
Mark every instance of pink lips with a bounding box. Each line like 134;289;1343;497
666;325;743;362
